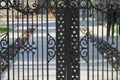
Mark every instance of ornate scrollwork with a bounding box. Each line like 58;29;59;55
21;41;36;55
88;0;120;13
49;0;55;7
0;34;8;59
20;26;37;55
80;34;88;62
48;0;65;7
8;0;47;14
80;27;120;71
57;0;65;7
70;0;78;7
48;34;56;63
79;0;87;8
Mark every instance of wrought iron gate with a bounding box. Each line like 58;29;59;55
0;0;120;80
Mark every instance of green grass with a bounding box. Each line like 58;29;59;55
110;24;120;35
104;23;119;34
112;24;119;33
0;26;12;34
0;26;7;34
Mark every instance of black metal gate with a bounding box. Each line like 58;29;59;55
0;0;120;80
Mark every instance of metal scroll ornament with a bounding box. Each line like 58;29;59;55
0;34;8;60
8;0;46;14
80;27;120;71
88;0;120;13
48;34;56;63
70;0;78;7
80;33;88;63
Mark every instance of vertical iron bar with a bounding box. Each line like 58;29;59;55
69;7;80;80
56;7;67;80
92;6;95;80
97;11;99;80
32;53;34;80
26;3;29;80
101;12;104;80
79;8;81;80
22;53;24;80
46;1;49;79
41;7;44;80
12;7;15;80
7;1;10;80
22;11;25;80
111;11;114;80
36;11;39;80
107;0;110;79
116;10;119;80
31;13;34;80
86;1;89;80
66;7;71;80
16;8;20;80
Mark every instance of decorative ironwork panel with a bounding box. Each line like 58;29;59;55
69;8;80;80
1;0;120;80
56;4;80;80
80;27;120;71
48;34;56;62
80;34;88;62
0;34;8;60
56;7;66;80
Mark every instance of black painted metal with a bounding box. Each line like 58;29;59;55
56;6;80;80
0;0;120;80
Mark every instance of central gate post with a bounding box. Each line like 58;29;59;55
56;1;80;80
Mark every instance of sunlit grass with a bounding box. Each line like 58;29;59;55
0;26;7;34
104;23;119;34
112;24;119;33
0;26;12;34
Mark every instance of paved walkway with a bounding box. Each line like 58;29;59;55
1;18;120;80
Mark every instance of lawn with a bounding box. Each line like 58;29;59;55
0;26;12;34
0;26;8;34
113;24;119;33
104;23;120;34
